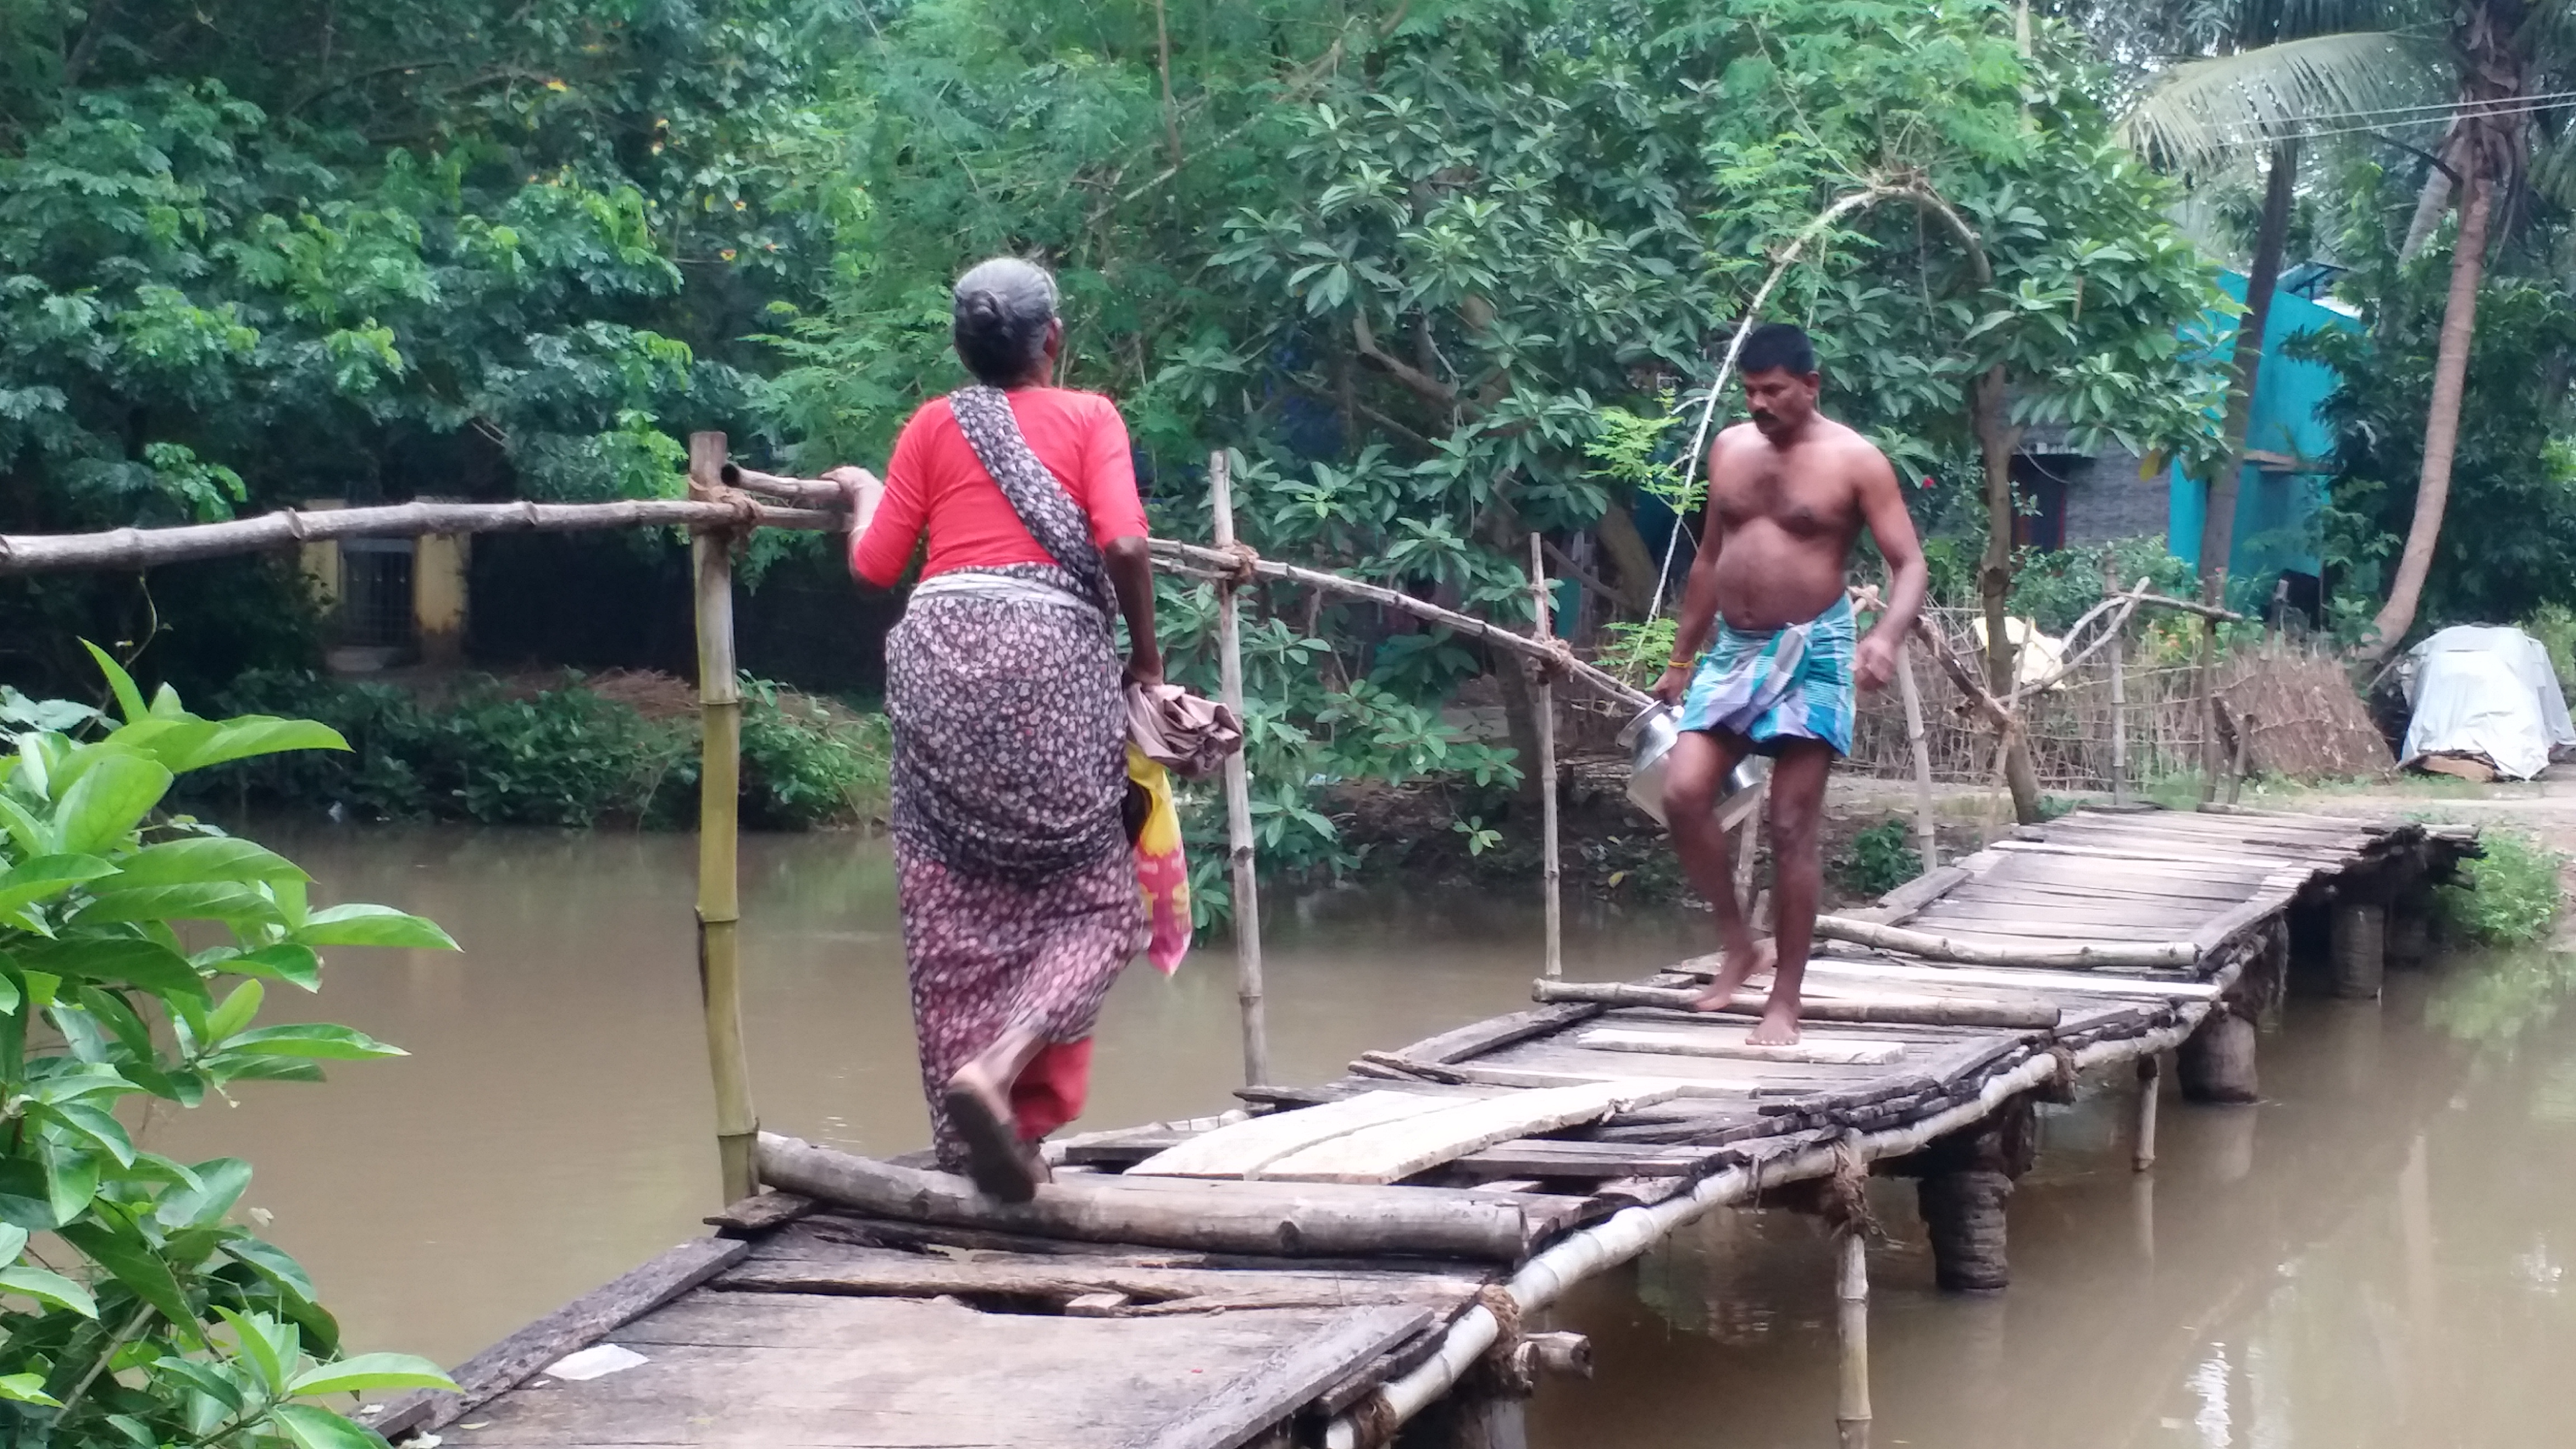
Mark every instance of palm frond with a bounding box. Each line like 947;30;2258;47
2122;31;2450;173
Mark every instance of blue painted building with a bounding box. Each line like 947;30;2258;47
2040;266;2354;608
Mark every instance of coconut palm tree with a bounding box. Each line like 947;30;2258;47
2119;0;2570;657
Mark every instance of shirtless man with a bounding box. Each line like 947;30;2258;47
1649;324;1928;1044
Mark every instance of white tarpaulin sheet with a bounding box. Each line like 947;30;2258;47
2400;626;2576;780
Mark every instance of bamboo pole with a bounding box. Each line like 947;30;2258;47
2196;616;2220;805
1210;453;1270;1088
2109;577;2130;808
1813;914;2197;970
1149;538;1649;709
1528;534;1563;981
1836;1228;1871;1449
2133;1053;2161;1172
1896;641;1938;869
688;433;757;1205
0;496;841;572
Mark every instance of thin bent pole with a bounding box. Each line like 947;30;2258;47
1529;533;1563;980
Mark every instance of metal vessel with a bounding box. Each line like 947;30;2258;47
1616;703;1763;827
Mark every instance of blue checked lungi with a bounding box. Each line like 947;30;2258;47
1676;595;1856;756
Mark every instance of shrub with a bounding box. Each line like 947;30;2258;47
0;646;456;1442
1833;820;1922;899
201;671;883;830
2436;829;2566;945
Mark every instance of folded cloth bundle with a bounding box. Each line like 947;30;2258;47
1125;682;1243;779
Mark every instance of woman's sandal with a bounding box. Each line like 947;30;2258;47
942;1076;1043;1204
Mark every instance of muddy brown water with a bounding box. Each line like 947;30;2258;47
150;823;2576;1448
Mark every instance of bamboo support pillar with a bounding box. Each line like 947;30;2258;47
2133;1052;2161;1172
1896;641;1937;869
688;432;757;1204
1528;534;1563;979
1835;1228;1872;1449
2196;616;2220;804
1211;453;1270;1087
2107;584;2129;807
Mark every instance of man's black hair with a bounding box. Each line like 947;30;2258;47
1738;322;1817;377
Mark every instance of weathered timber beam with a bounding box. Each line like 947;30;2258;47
0;498;842;574
1531;978;2061;1030
1812;914;2199;970
755;1131;1535;1261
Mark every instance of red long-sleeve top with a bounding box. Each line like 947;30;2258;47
849;387;1150;588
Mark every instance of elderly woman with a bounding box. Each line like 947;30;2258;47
834;258;1159;1201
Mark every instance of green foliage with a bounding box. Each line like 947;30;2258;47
2522;602;2576;692
0;648;454;1443
1451;817;1503;857
2004;537;2199;632
204;671;885;830
1832;820;1922;898
2436;831;2566;946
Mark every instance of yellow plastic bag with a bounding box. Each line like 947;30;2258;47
1127;745;1190;974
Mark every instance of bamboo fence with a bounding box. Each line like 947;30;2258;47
1844;604;2392;792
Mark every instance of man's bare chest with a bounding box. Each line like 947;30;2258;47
1711;456;1859;540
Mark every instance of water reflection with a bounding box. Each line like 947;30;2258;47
1535;963;2576;1449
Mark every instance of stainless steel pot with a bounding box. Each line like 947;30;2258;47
1617;703;1763;827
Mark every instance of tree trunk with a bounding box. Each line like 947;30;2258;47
2362;160;2495;661
1593;499;1662;612
2399;121;2467;263
2198;138;2299;608
1971;364;2043;823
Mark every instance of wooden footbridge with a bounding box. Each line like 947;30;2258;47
363;803;2474;1449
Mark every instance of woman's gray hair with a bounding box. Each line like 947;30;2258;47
953;257;1059;386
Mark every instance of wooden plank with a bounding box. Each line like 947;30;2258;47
1988;839;2315;870
1258;1081;1683;1185
1385;1002;1604;1066
2186;891;2300;955
756;1134;1535;1262
718;1250;1480;1318
1576;1026;1905;1066
1900;911;2182;941
1944;877;2255;908
1976;846;2280;879
1431;1139;1722;1180
1122;1306;1434;1449
1130;1091;1455;1179
703;1190;816;1238
1535;977;2059;1029
1795;955;2221;1000
367;1235;749;1439
438;1295;1390;1448
1872;864;1972;915
1910;897;2196;927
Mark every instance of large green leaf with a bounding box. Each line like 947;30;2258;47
0;1160;55;1231
288;1352;456;1398
296;905;457;951
166;718;352;774
75;882;285;930
0;1263;98;1318
41;1139;100;1225
155;1157;253;1230
0;854;118;916
105;718;224;773
0;1372;61;1407
216;1024;405;1061
217;944;322;991
113;837;311;888
22;938;210;1006
207;980;264;1045
268;1401;392;1449
221;1232;319;1303
80;642;150;727
49;752;173;856
60;1218;201;1341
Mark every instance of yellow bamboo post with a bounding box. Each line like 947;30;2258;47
1528;533;1563;979
1896;641;1937;869
1835;1227;1872;1449
2196;615;2220;805
689;432;757;1204
1211;452;1270;1087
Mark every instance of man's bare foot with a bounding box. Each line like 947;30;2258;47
1688;937;1777;1012
1745;1000;1802;1046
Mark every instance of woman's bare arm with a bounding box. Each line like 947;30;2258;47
1104;536;1162;685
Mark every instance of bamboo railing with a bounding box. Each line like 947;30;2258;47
0;443;1656;1202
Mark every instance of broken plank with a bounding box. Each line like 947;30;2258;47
1386;1002;1605;1066
367;1235;750;1439
702;1190;816;1238
1131;1092;1456;1179
1575;1026;1904;1066
1258;1081;1684;1185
